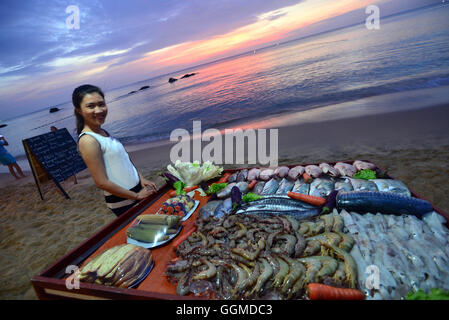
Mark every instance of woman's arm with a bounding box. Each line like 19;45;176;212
138;172;157;191
127;156;157;191
78;135;152;200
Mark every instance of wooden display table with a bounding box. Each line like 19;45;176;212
31;162;449;300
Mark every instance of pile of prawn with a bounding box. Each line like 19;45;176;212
165;211;358;299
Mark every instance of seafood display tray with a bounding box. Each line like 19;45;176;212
31;160;449;300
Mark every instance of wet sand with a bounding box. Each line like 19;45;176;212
0;103;448;299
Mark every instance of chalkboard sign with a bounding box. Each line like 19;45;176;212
23;128;86;199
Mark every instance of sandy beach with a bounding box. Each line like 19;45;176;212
1;103;448;300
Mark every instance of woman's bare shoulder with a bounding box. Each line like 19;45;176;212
78;133;100;153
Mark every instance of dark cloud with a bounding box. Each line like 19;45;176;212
1;0;439;78
0;0;303;77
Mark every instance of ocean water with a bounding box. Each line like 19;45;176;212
1;3;449;163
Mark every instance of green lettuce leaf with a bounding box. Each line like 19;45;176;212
406;288;449;300
207;183;228;195
173;181;186;195
353;169;377;180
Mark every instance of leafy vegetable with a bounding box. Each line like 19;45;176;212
406;288;449;300
201;161;223;181
207;183;228;195
167;161;223;187
173;181;186;195
197;188;207;197
353;169;377;180
187;187;207;197
242;193;264;203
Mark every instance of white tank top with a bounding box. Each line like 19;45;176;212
79;131;139;190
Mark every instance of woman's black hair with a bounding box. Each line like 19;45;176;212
72;84;105;135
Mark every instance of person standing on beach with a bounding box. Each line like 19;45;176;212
73;84;157;216
0;135;26;179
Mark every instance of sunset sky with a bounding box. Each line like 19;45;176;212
0;0;439;119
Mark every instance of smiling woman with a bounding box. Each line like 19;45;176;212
73;84;157;216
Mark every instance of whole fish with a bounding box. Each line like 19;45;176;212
334;162;357;177
305;165;322;178
237;195;318;212
247;168;261;181
287;166;305;180
261;178;279;195
319;163;340;177
337;191;433;216
349;178;378;192
214;198;233;218
309;177;335;197
236;208;320;220
276;178;294;195
227;173;238;183
239;203;313;214
235;196;320;220
259;169;275;181
274;166;290;178
199;200;223;219
253;181;266;195
236;169;248;182
334;178;353;192
371;179;411;197
217;182;236;198
353;160;377;171
291;178;309;194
